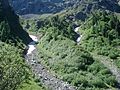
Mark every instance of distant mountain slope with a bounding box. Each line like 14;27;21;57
54;0;120;21
9;0;64;15
0;0;32;45
9;0;120;16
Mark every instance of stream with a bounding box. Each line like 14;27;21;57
74;27;82;43
27;35;38;55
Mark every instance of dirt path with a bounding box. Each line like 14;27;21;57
92;53;120;88
25;49;77;90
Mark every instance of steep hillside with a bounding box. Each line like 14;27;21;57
80;11;120;67
0;0;47;90
0;0;32;45
81;11;120;55
34;18;118;89
20;9;120;89
2;0;120;90
9;0;120;19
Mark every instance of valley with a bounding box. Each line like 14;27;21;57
0;0;120;90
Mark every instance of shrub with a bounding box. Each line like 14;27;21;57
0;42;29;90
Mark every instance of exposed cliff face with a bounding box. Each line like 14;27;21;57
0;0;32;45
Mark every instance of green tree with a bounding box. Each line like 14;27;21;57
0;42;29;90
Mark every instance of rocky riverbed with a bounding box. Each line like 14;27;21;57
25;35;77;90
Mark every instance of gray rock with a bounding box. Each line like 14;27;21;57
25;49;77;90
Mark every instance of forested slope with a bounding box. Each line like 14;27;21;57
23;10;119;89
80;11;120;66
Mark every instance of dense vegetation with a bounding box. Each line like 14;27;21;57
22;15;79;41
80;11;120;66
0;42;46;90
35;22;117;89
1;0;120;90
19;8;120;89
0;0;46;90
41;16;79;40
0;42;28;90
